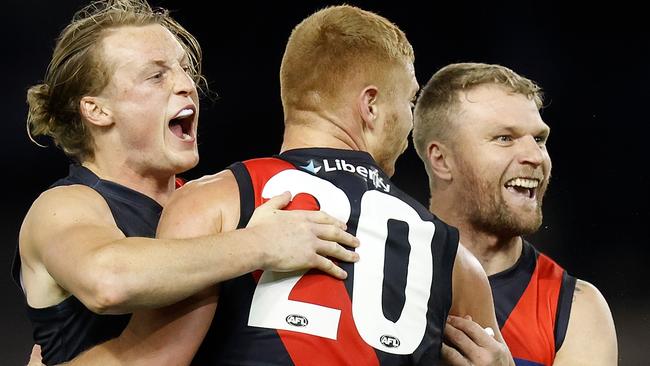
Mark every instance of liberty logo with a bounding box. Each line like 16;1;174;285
300;160;322;174
300;158;390;192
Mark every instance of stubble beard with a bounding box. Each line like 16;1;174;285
457;156;547;238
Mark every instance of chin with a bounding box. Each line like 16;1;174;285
171;153;199;174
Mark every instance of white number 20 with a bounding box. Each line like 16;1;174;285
248;169;435;354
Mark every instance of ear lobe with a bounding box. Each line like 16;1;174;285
427;141;452;181
358;86;379;129
80;96;113;127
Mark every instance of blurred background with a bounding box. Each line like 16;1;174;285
3;1;648;364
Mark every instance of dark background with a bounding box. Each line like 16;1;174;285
3;1;648;364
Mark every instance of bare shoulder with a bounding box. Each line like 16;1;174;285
19;185;122;308
554;279;618;365
20;184;115;259
570;279;616;329
158;170;241;237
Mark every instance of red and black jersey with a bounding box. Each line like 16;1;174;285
489;241;576;366
194;148;459;365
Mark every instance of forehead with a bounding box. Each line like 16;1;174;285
99;24;185;69
457;84;547;131
399;61;419;94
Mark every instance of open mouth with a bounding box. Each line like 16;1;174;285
169;107;195;141
504;177;539;199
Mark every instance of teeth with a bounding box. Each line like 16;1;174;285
506;178;539;189
175;108;194;119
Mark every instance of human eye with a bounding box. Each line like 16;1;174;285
148;70;165;82
495;135;513;143
534;133;549;145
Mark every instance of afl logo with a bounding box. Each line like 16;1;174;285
285;314;308;327
380;335;400;348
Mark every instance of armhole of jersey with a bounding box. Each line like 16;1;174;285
228;162;255;229
554;271;577;352
442;224;460;315
11;246;24;294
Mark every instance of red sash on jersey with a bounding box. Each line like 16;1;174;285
501;254;564;366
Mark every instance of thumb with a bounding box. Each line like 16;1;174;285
259;191;292;210
28;344;43;365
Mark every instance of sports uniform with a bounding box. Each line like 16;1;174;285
489;241;576;366
195;148;459;365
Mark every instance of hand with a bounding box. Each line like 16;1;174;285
247;192;360;279
27;344;45;366
441;315;512;366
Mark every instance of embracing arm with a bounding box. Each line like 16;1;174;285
22;171;358;315
60;169;360;365
552;280;617;365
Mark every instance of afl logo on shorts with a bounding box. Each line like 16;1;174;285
380;335;400;348
285;314;308;327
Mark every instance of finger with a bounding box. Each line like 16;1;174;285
443;321;475;349
304;210;347;230
444;321;492;362
440;343;471;366
313;224;360;248
259;192;292;210
317;240;360;263
448;315;495;347
314;256;348;280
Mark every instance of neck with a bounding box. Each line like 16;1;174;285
429;190;522;276
82;158;175;206
280;109;367;153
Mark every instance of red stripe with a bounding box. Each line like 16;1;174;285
501;254;564;366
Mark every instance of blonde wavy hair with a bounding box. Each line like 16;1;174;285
26;0;204;162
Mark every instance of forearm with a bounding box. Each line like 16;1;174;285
92;229;264;312
65;288;218;365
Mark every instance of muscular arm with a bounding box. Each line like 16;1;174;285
61;170;360;365
21;171;358;315
553;280;617;366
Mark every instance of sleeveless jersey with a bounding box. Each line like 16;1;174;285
11;164;164;364
194;148;459;365
489;241;576;366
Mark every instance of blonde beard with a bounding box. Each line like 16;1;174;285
456;154;546;238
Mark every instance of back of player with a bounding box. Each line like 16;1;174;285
195;148;458;365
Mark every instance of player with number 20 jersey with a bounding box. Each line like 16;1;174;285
193;148;459;365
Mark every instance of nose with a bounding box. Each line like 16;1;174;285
172;64;196;96
518;135;545;167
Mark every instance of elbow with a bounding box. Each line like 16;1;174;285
82;252;133;314
85;271;130;314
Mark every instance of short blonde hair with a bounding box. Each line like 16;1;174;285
26;0;203;162
413;62;543;178
280;5;414;113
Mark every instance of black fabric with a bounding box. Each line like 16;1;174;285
554;271;577;352
201;148;459;365
488;240;538;329
12;164;162;364
228;161;256;230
